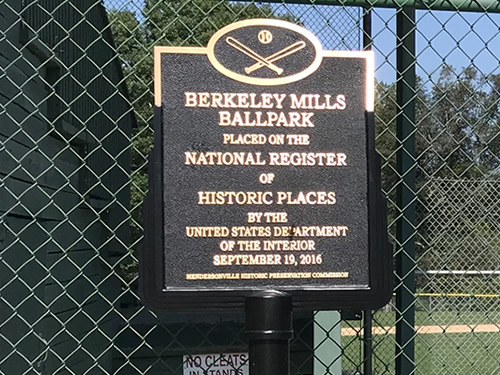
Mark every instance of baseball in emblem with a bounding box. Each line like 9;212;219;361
258;30;273;44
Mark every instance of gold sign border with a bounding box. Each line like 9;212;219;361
206;19;323;87
154;28;374;112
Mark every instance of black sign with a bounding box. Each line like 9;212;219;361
142;19;392;311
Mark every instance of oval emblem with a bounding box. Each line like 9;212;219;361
207;19;323;86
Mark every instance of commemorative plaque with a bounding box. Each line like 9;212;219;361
142;19;392;311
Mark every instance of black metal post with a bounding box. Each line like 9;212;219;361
362;9;374;375
396;6;417;375
363;7;372;50
363;310;373;375
245;290;293;375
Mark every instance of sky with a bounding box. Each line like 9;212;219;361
103;0;500;84
373;8;500;84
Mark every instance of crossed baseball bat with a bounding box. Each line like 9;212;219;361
225;37;306;75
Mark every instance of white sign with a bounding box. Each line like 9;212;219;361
183;353;249;375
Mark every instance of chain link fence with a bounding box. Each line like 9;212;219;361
1;0;499;374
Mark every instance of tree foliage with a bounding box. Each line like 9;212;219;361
108;1;296;247
375;67;500;287
143;0;288;46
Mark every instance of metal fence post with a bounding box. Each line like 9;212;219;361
363;310;373;375
395;6;416;375
362;8;374;375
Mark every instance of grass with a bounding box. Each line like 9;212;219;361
342;332;500;375
341;311;500;375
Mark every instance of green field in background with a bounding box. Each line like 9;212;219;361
343;332;500;375
341;311;500;375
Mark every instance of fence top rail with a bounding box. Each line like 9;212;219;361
417;270;500;276
261;0;500;13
